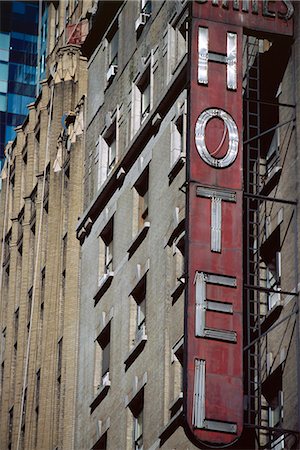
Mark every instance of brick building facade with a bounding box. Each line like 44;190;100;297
0;1;300;450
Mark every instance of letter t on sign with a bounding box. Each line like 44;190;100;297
198;27;237;90
196;186;236;253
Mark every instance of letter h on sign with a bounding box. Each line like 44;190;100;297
198;27;237;90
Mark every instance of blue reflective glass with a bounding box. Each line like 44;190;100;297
0;62;8;81
7;93;33;115
0;33;10;51
0;50;9;62
5;125;16;143
11;32;37;44
0;81;8;93
11;38;35;52
0;94;7;112
21;95;33;111
9;63;36;84
12;2;26;14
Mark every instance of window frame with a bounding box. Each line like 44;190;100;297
134;167;149;232
100;218;114;276
138;68;151;124
132;275;147;339
97;115;118;189
107;21;119;68
97;321;111;387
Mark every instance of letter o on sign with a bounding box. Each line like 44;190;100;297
195;108;239;168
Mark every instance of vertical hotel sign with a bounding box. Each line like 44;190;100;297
185;0;293;447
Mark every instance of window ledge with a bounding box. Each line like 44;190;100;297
260;302;283;335
135;12;151;34
128;222;150;259
169;392;183;418
171;277;185;304
93;272;114;306
124;329;147;371
168;155;185;184
90;381;111;413
159;406;183;446
260;166;282;196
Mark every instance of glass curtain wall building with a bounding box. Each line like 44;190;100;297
0;1;48;164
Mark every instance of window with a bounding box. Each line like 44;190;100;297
268;386;284;449
17;209;24;255
27;287;33;333
260;227;281;310
170;338;184;417
135;0;151;34
132;276;147;342
1;362;4;396
36;369;40;408
56;339;62;441
0;92;6;111
21;387;27;431
65;0;70;25
41;267;46;306
139;69;150;123
10;161;15;213
92;432;107;450
125;272;148;369
8;407;13;450
106;21;119;84
40;54;45;77
97;121;117;189
164;17;188;83
34;405;39;447
131;66;152;136
14;308;19;344
102;340;110;383
55;4;60;41
134;168;149;232
100;218;114;276
134;409;143;450
269;390;283;429
264;128;281;180
61;234;67;300
1;328;6;357
3;230;11;266
57;338;63;379
62;233;67;275
106;130;116;176
43;164;50;213
30;188;37;235
22;144;27;198
173;232;185;280
129;390;144;450
174;20;187;69
98;322;111;387
170;114;186;167
91;321;112;412
141;0;151;15
137;298;146;333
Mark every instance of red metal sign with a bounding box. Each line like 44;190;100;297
185;1;293;447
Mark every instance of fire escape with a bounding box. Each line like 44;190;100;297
243;35;299;449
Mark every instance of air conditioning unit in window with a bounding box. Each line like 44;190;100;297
135;323;147;344
102;372;111;387
106;64;118;82
135;13;150;32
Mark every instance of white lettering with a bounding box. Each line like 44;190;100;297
197;186;236;253
195;108;239;168
198;27;237;90
194;271;237;342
